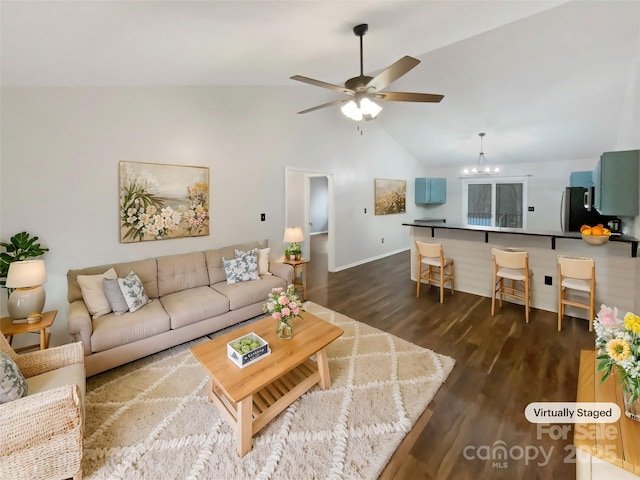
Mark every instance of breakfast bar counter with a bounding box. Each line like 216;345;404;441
402;221;639;257
403;221;639;318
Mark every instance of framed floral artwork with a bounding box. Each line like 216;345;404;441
374;178;406;215
119;161;210;242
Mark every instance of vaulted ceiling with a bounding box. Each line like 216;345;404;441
2;1;638;168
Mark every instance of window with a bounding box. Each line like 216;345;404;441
462;177;528;228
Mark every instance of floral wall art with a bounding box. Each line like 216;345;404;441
374;178;406;215
119;161;209;242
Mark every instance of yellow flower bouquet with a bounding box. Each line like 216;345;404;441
595;305;640;410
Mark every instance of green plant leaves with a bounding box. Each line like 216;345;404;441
0;231;49;287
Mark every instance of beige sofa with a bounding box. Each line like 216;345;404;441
67;241;292;376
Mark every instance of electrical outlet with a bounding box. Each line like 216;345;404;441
364;208;367;214
260;213;266;221
381;238;384;244
545;275;552;285
528;206;535;212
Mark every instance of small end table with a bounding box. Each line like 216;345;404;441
282;258;309;301
1;310;57;352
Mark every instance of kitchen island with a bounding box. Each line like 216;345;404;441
403;221;640;319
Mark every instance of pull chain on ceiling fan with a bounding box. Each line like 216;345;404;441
290;23;444;121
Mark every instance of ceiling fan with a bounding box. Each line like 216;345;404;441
290;23;444;121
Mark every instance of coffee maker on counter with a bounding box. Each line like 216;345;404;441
607;218;622;235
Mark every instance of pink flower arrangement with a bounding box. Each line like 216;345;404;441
263;285;303;323
597;304;620;327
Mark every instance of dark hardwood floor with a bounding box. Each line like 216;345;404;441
305;233;594;480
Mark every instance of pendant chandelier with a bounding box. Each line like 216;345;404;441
463;132;500;175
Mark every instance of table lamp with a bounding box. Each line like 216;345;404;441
283;227;304;258
6;259;47;320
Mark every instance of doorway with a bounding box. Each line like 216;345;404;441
284;168;335;273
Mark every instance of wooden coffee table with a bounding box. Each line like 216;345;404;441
190;311;343;456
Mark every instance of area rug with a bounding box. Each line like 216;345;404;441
82;302;455;480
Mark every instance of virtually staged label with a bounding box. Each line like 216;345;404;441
525;402;620;423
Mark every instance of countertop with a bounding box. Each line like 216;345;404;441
402;220;639;257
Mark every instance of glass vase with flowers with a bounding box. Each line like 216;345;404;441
263;285;303;339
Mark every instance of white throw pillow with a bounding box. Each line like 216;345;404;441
77;268;117;319
257;247;272;276
117;271;151;313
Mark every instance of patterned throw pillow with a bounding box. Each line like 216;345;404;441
117;271;151;313
0;352;28;404
223;249;261;284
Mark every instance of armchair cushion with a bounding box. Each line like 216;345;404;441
0;352;28;404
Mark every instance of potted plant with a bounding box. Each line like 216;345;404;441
288;243;302;260
0;231;49;289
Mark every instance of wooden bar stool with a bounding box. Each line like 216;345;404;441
491;247;533;323
557;255;595;332
415;241;455;303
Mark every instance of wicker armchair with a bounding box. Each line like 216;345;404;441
0;332;85;480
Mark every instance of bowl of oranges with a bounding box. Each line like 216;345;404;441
580;224;611;245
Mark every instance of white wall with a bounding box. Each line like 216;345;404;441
0;86;425;345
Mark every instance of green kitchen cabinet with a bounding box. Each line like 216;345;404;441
415;177;446;204
593;150;639;216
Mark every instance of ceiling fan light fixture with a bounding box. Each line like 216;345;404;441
341;100;362;121
360;97;382;118
341;97;381;121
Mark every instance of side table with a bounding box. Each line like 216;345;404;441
0;310;57;352
282;258;309;301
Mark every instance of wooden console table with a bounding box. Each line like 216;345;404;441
576;350;640;479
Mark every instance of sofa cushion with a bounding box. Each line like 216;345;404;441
26;363;85;399
114;258;159;299
77;268;118;319
157;252;209;297
0;352;28;404
90;300;170;353
160;286;230;329
212;274;287;310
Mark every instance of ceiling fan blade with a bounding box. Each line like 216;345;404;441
376;91;444;103
290;75;354;95
365;56;420;92
297;98;349;114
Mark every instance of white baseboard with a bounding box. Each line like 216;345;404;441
333;247;410;272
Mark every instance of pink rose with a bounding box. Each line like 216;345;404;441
272;312;281;320
282;307;291;317
279;296;288;305
292;307;300;315
598;304;619;326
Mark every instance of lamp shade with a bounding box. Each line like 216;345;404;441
6;259;47;288
283;227;304;243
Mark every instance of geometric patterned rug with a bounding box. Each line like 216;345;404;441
82;302;455;479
